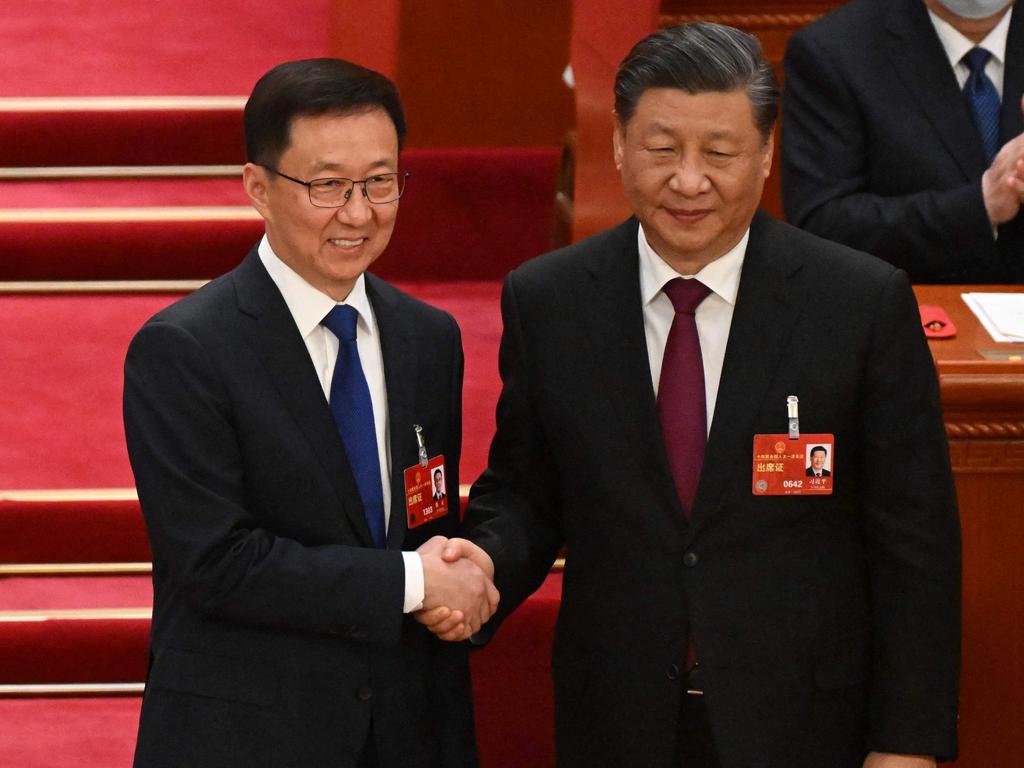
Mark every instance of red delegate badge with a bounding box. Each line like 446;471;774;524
752;434;835;496
404;455;449;528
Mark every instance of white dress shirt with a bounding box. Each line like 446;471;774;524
638;225;747;435
258;236;424;612
928;6;1012;97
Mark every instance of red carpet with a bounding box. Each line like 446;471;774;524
0;617;150;684
0;177;248;208
0;576;151;611
1;148;558;280
2;1;330;97
0;498;149;563
0;697;142;767
0;282;501;490
0;103;247;167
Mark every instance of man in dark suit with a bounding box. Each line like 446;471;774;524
423;22;960;768
433;469;447;501
782;0;1024;283
806;445;833;477
123;59;496;768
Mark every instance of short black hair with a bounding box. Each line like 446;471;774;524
244;58;407;167
433;469;443;479
810;446;827;457
615;21;778;140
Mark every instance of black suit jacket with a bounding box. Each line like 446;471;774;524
124;248;475;768
466;214;960;767
782;0;1024;283
806;467;832;477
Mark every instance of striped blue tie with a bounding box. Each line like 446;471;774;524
322;305;386;549
962;47;1001;163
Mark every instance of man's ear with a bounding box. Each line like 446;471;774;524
242;163;271;218
761;128;776;179
612;119;626;172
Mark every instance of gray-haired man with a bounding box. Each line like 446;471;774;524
423;21;960;768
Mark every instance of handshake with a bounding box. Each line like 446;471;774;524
414;536;499;642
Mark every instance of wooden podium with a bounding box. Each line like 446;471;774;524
914;285;1024;767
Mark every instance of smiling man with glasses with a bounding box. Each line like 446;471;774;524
124;58;495;768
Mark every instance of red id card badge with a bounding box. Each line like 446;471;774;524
404;455;450;528
752;434;835;496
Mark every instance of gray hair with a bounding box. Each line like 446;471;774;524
614;21;779;140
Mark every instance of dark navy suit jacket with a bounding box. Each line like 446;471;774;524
125;248;476;768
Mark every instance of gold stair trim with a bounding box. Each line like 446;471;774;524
0;682;144;697
0;488;138;502
0;206;260;223
0;165;242;179
0;563;151;576
0;280;206;294
0;96;246;111
0;608;151;622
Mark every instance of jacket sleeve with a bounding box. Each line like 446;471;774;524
463;272;565;635
858;269;961;759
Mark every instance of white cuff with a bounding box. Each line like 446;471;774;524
402;551;425;613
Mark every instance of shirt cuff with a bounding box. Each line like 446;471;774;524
402;551;425;613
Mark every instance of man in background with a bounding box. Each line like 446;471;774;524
783;0;1024;283
124;58;495;768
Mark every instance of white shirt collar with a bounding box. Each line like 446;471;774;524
638;224;747;308
928;5;1012;68
257;235;377;339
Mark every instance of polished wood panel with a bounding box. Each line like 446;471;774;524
915;285;1024;768
570;0;661;241
397;0;573;147
328;0;401;79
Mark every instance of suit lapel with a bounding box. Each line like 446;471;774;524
583;220;686;521
232;251;376;547
688;213;806;536
1000;6;1024;145
366;274;419;552
885;0;988;179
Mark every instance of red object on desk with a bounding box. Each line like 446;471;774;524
919;304;957;338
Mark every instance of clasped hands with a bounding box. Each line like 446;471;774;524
983;95;1024;225
415;536;498;642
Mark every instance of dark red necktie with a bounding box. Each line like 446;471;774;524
658;278;711;518
658;278;711;673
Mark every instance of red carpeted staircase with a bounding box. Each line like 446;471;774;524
1;7;564;763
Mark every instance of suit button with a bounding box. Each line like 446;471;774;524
683;552;698;567
666;663;680;681
357;685;373;701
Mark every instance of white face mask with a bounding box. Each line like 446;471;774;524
935;0;1013;19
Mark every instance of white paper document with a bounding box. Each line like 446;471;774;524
962;293;1024;342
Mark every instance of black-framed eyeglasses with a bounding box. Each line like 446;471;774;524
260;165;408;208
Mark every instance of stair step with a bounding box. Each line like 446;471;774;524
0;97;246;167
0;147;559;281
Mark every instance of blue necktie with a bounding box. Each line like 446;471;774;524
962;47;1001;163
322;305;386;549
